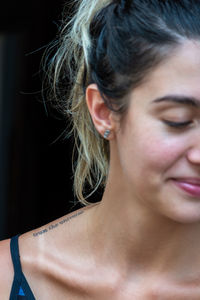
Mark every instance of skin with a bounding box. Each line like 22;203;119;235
1;40;200;299
86;40;200;297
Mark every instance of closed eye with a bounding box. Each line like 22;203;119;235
163;120;193;128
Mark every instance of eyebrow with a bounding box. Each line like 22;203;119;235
152;95;200;108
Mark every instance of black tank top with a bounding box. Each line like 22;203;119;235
9;235;36;300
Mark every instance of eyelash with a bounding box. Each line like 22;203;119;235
163;120;193;129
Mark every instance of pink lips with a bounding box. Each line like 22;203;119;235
172;178;200;197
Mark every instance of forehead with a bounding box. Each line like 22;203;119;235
130;40;200;106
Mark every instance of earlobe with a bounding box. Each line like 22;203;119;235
103;129;111;139
86;84;114;139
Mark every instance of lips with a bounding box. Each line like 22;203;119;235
172;178;200;197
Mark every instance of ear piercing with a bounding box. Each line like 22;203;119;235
103;129;111;139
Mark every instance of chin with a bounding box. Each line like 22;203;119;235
163;206;200;224
156;182;200;224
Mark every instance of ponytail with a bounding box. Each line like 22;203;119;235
44;0;112;205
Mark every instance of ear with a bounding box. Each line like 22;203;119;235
86;84;115;139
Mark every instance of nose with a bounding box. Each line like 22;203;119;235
187;147;200;164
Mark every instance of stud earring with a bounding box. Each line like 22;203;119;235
103;129;111;139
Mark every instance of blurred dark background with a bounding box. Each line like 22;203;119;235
0;1;85;239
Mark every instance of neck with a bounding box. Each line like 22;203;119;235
89;183;200;282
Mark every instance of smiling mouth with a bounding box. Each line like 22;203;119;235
171;178;200;197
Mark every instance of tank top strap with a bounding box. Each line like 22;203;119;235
10;235;22;280
9;235;36;299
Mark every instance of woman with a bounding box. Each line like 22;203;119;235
2;0;200;298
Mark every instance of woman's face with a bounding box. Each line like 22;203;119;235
113;40;200;223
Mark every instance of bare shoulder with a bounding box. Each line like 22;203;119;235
31;203;99;241
0;238;14;299
17;204;99;299
19;205;91;257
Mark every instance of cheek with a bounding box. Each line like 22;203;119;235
134;132;187;175
117;114;189;183
123;124;187;178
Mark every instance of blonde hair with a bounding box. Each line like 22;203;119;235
44;0;112;205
